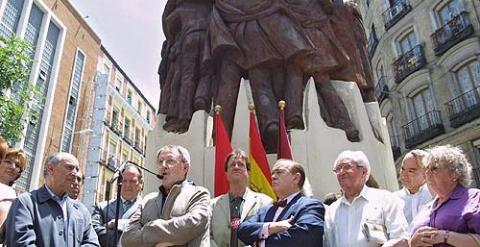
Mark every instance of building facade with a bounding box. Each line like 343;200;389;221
359;0;480;187
82;46;156;210
0;0;101;191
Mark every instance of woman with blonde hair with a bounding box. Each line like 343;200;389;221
410;145;480;246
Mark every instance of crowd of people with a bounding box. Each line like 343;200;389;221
0;135;479;246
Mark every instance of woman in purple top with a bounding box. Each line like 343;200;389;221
410;145;480;247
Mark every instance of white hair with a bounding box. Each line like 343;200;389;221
333;150;371;179
426;145;472;187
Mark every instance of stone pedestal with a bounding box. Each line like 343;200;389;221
144;79;399;199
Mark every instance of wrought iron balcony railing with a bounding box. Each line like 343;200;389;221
393;44;426;83
124;135;133;146
375;76;389;103
402;110;445;148
432;11;474;56
383;0;412;30
446;87;480;128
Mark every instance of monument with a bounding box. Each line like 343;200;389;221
144;0;399;198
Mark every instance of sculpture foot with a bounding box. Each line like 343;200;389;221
345;127;360;142
287;115;305;130
263;121;279;154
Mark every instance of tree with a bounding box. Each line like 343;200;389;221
0;35;37;143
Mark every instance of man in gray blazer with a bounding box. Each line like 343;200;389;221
92;164;143;246
211;149;272;247
121;145;210;247
5;152;99;246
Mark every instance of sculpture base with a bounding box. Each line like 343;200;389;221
144;79;398;199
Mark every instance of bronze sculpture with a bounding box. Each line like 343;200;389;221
158;0;377;152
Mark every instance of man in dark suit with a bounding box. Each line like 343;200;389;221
237;159;325;247
5;152;99;246
92;164;143;247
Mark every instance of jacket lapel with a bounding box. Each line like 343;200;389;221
217;195;231;227
240;189;257;221
277;193;303;221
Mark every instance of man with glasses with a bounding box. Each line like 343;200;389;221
121;145;210;247
210;149;272;247
92;164;143;247
5;152;99;246
324;150;409;247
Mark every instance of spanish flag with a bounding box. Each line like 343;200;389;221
214;105;232;197
248;105;275;199
277;101;294;160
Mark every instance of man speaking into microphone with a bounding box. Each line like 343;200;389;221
121;145;210;247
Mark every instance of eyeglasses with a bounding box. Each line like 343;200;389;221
332;163;360;173
425;164;442;173
228;161;247;169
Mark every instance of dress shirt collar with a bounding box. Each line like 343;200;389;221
45;184;68;203
279;191;300;205
340;184;370;205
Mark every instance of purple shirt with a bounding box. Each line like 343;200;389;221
411;185;480;246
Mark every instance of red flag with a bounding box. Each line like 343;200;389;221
249;107;275;199
214;106;232;196
277;101;293;160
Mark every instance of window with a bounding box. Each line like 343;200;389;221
112;108;119;127
61;51;85;152
127;90;132;104
387;114;400;147
409;88;435;129
452;60;480;108
0;0;25;37
20;20;61;191
124;118;131;139
135;127;141;147
103;64;110;79
146;111;151;123
115;73;122;93
137;101;142;114
438;0;463;25
398;31;418;55
108;141;117;167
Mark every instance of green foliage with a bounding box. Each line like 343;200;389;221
0;35;38;143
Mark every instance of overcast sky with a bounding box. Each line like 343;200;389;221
70;0;167;109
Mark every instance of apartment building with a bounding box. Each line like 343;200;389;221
82;45;156;210
0;0;101;191
358;0;480;187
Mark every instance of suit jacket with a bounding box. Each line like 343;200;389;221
5;185;99;247
237;194;325;247
210;188;273;247
91;198;141;247
121;181;211;247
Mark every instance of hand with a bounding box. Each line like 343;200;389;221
268;216;294;235
105;220;115;229
382;239;408;247
411;226;447;247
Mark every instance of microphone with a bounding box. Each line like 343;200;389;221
109;161;127;183
113;160;163;180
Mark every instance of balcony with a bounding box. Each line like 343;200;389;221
390;135;401;160
432;11;474;56
446;87;480;128
393;45;426;83
109;121;122;137
124;135;133;146
383;0;412;30
375;77;389;103
402;110;445;148
368;32;379;58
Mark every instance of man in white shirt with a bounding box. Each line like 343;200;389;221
324;150;409;247
394;150;433;225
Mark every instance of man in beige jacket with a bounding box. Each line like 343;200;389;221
121;145;210;247
210;149;272;247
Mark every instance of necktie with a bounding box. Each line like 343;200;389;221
273;199;287;207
